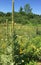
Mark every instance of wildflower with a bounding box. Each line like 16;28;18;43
22;60;24;62
1;38;3;41
31;44;36;49
2;43;6;49
5;38;7;41
10;63;14;65
18;26;20;29
18;35;22;38
20;48;23;54
37;49;39;52
14;23;16;25
39;47;41;50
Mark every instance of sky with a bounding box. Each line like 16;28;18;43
0;0;41;15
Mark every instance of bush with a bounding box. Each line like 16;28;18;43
26;61;37;65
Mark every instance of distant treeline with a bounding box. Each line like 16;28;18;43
0;12;12;23
0;11;41;25
0;3;41;25
14;12;41;25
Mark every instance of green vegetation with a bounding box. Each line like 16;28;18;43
0;23;41;65
0;3;41;65
0;12;41;25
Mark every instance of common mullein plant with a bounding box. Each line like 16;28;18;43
12;31;27;65
12;31;20;65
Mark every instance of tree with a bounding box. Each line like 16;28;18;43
19;6;23;14
24;4;32;14
6;12;11;16
0;12;5;16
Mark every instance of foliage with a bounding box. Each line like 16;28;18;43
0;3;41;64
13;32;26;65
19;6;23;14
26;61;37;65
24;4;32;14
0;23;41;65
14;12;41;25
0;11;41;25
12;29;41;65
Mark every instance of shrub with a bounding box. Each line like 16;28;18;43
26;61;37;65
